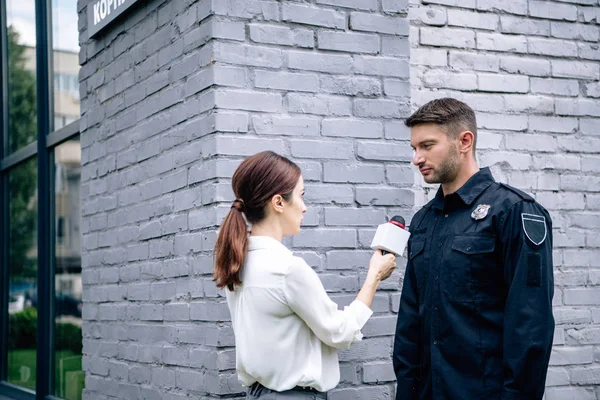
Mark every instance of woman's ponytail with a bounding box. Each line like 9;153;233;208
213;199;248;291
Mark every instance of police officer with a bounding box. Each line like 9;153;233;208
393;98;554;400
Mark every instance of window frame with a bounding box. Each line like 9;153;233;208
0;0;81;399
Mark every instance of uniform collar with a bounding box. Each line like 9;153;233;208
248;235;292;254
432;167;495;211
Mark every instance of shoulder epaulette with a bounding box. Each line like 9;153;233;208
499;183;534;202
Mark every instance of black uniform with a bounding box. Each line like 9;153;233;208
393;168;554;400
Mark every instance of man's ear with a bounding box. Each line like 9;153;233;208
271;194;284;214
458;131;475;154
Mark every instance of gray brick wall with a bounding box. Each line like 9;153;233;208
409;0;600;399
79;0;599;398
79;0;410;398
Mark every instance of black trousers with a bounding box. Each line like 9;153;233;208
246;382;327;399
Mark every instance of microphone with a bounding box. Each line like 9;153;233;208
370;216;411;256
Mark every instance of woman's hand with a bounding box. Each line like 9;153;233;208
367;250;396;282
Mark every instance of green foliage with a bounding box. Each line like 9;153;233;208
7;25;38;281
8;307;37;349
9;308;82;355
55;322;83;354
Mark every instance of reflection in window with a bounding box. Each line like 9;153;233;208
52;0;80;131
7;157;38;390
6;0;38;153
54;139;83;400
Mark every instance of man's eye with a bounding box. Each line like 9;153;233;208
423;144;432;149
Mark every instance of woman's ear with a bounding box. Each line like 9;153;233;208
271;194;284;214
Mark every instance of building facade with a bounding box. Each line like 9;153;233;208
0;0;598;399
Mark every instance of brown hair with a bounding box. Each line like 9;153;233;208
405;98;477;152
213;151;301;290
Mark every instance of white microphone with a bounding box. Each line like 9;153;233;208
370;216;411;256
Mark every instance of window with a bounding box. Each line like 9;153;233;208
1;0;81;399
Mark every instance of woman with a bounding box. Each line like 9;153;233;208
214;151;396;399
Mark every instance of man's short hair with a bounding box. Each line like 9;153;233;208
405;98;477;152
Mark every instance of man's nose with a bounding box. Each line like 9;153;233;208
413;150;423;166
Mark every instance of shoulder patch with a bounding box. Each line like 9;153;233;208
499;183;534;202
522;213;547;246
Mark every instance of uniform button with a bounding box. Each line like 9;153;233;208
434;276;439;281
444;214;449;218
433;340;438;345
438;242;442;247
466;246;471;251
434;307;438;311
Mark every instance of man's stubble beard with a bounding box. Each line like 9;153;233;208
425;144;461;185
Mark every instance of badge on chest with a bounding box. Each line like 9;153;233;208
471;204;490;220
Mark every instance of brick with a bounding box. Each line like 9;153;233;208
384;79;410;98
421;27;475;48
480;151;532;169
288;94;351;116
321;76;382;97
212;20;245;41
382;36;410;56
529;116;578;134
212;0;279;20
531;78;579;97
324;163;385;184
282;3;346;29
551;22;599;42
448;9;499;30
503;94;554;114
354;99;408;118
410;49;448;67
363;361;396;382
318;31;380;54
255;70;318;93
529;0;578;21
204;136;285;157
382;0;408;12
316;0;379;11
293;229;357;248
579;116;600;136
303;184;354;205
288;51;353;74
500;56;550;76
252;114;319;136
410;7;447;26
291;140;353;160
556;99;600;117
322;119;383;139
552;60;600;80
351;12;410;35
570;367;600;385
578;43;600;61
529;38;578;57
506;133;557;152
422;0;476;7
357;141;413;162
476;0;528;15
477;32;527;53
424;70;478;90
215;89;282;113
249;24;313;48
586;82;600;98
545;387;596;400
356;187;415;206
213;42;283;68
449;51;499;72
500;16;550;36
354;56;409;78
478;74;529;93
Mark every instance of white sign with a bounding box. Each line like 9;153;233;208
87;0;141;38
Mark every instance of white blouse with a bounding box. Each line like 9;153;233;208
225;236;373;392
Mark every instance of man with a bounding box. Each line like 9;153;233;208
393;98;554;400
